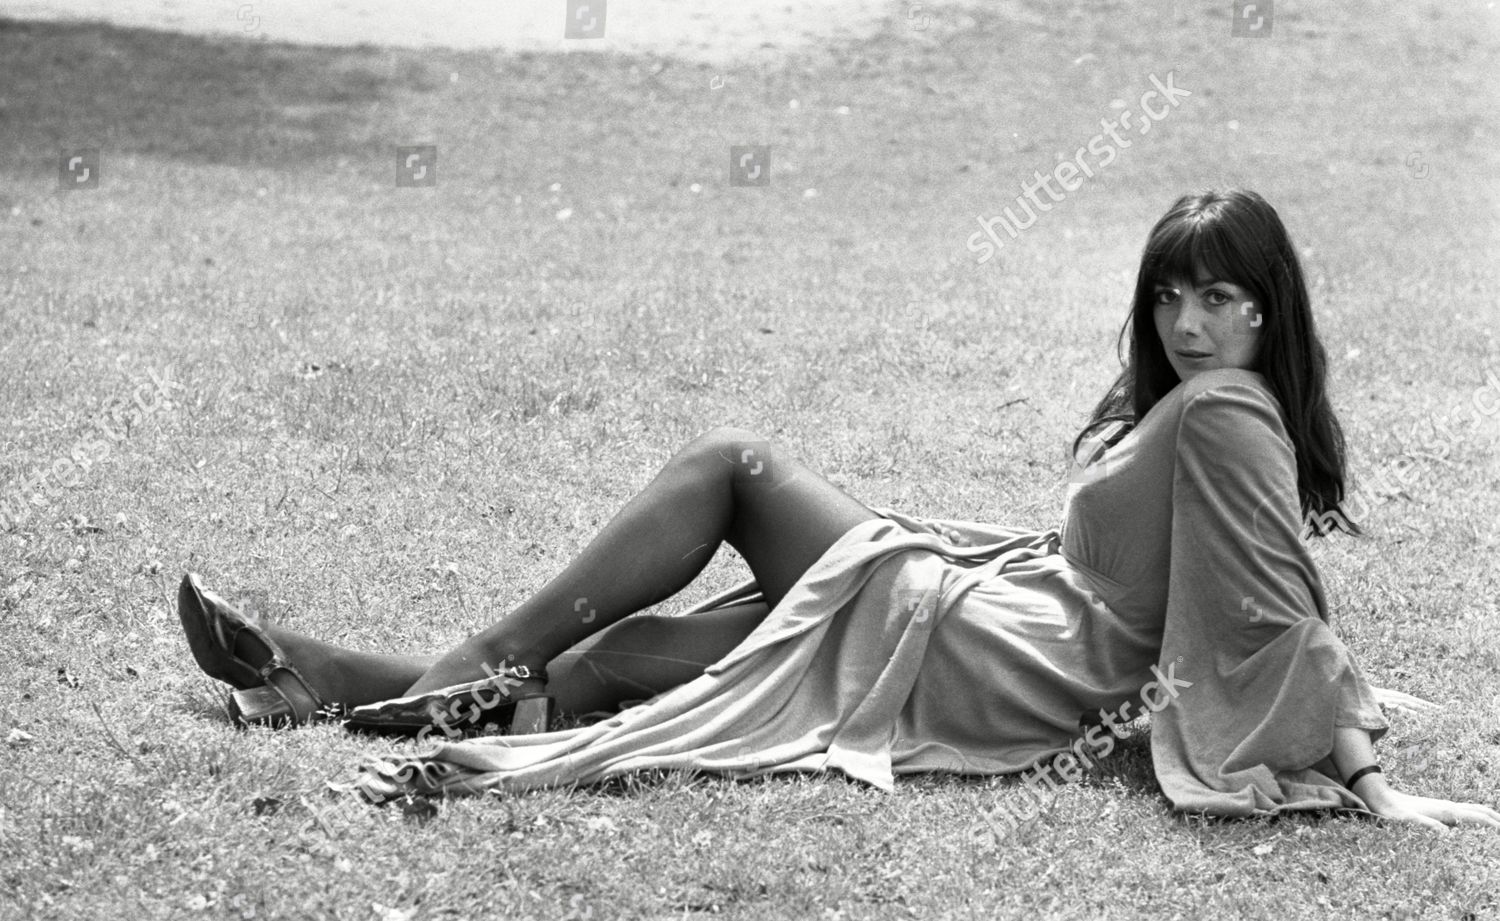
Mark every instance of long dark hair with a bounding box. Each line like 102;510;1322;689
1072;189;1357;536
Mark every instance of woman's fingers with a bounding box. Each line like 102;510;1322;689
1374;792;1500;830
1371;686;1441;714
1394;693;1439;713
1450;802;1500;828
1413;814;1450;833
1410;799;1500;829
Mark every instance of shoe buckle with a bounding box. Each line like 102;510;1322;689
257;656;286;680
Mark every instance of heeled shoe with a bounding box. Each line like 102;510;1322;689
343;665;554;741
225;668;333;728
176;572;332;728
178;572;274;690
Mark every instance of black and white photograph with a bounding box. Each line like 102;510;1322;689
1;0;1498;918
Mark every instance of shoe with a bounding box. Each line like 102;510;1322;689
344;665;553;741
177;572;273;690
176;572;331;727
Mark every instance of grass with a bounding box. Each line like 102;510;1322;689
1;1;1498;918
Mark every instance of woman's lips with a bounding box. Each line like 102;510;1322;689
1175;349;1211;359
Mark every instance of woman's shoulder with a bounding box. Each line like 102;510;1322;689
1159;369;1284;422
1133;370;1290;456
1181;367;1275;403
1172;369;1292;450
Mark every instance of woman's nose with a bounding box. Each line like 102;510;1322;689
1174;300;1205;336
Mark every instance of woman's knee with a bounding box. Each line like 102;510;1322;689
683;426;766;461
675;426;772;484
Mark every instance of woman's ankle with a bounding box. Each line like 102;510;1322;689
403;644;549;696
263;631;343;703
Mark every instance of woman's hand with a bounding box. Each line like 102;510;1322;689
1369;685;1441;715
1360;785;1500;832
1332;726;1496;831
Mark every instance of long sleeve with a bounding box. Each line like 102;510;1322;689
1148;371;1388;815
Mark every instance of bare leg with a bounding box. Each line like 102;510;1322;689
404;427;877;695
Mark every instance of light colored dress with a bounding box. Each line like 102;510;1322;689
345;368;1390;816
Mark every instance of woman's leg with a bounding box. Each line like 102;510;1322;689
545;601;770;716
246;427;872;708
404;426;877;695
246;627;437;705
256;599;765;712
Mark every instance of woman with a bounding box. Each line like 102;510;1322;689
179;189;1498;830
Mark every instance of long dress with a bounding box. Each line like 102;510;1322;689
343;368;1390;816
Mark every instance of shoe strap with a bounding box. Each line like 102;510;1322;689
202;587;271;659
263;662;328;723
499;664;548;683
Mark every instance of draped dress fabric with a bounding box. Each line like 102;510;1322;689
343;368;1389;816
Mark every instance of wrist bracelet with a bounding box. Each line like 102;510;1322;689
1345;764;1383;789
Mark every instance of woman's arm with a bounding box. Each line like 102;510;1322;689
1147;375;1497;822
1331;726;1500;831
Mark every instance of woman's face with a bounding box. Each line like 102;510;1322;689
1152;272;1263;383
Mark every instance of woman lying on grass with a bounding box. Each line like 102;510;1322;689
179;188;1498;830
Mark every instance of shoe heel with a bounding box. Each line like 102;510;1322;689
230;686;292;727
509;696;553;735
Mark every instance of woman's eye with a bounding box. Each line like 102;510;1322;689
1205;289;1232;306
1153;289;1177;306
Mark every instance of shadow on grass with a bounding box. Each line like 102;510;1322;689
574;727;1170;806
178;679;235;724
0;17;413;171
